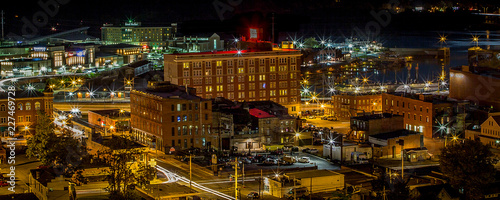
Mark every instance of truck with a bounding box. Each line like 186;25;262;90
282;156;296;164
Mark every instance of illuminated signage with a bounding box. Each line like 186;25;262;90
249;28;258;39
33;47;47;52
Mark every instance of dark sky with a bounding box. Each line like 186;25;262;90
2;0;498;39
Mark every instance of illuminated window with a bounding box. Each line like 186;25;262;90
259;75;266;81
18;103;23;111
217;85;224;92
270;66;275;72
206;86;213;92
270;90;276;96
238;84;245;90
183;62;190;69
248;75;255;82
238;67;244;73
228;76;234;83
216;61;222;67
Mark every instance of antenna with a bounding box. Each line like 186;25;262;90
1;10;4;41
271;13;275;43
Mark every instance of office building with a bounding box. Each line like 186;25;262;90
101;22;177;48
130;81;212;152
382;93;452;138
164;47;302;116
331;93;382;120
0;87;53;136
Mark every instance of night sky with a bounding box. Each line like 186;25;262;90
2;0;498;39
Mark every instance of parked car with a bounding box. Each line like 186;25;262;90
309;148;319;154
0;181;8;187
321;116;329;120
241;158;252;164
302;148;310;153
247;192;259;199
308;115;316;119
262;158;277;165
284;187;309;199
298;157;310;163
327;116;338;121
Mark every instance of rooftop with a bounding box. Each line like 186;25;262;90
89;109;130;119
249;108;276;119
100;43;142;49
284;169;343;179
134;82;204;101
369;129;421;140
0;90;50;99
351;113;402;121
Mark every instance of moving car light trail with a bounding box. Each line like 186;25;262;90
156;165;235;200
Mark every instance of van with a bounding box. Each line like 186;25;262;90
285;187;309;199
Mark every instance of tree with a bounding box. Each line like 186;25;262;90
27;111;87;175
97;136;155;199
26;111;59;165
439;139;497;199
71;170;88;186
303;37;319;48
329;190;352;200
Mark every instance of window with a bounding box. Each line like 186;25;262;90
206;86;212;92
0;118;5;123
183;115;188;122
260;59;265;65
18;103;23;111
26;115;31;122
249;59;254;65
248;75;255;82
18;116;23;122
227;68;233;74
183;62;190;69
205;61;211;67
171;116;175;122
0;104;5;111
238;67;244;73
177;116;181;122
270;66;275;72
259;75;266;81
238;59;244;66
216;85;224;92
270;58;275;64
228;60;233;66
216;61;222;67
177;104;181;111
238;84;245;90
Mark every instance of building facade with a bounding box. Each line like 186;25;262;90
164;49;302;116
350;113;404;141
130;81;213;152
0;89;53;136
331;93;382;120
88;109;130;135
101;22;177;47
382;93;452;138
477;115;500;148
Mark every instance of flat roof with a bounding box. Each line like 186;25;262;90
285;169;343;179
134;86;204;101
351;113;402;121
369;129;420;140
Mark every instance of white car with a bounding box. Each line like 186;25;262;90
308;148;319;154
298;157;310;163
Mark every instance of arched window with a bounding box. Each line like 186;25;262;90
35;102;41;110
0;104;5;111
26;102;31;110
18;103;23;111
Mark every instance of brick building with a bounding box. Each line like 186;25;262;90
331;93;382;120
381;93;452;138
369;130;423;158
164;48;302;116
350;113;404;141
88;109;131;135
130;81;212;152
0;88;53;136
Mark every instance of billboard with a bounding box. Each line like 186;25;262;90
249;28;258;39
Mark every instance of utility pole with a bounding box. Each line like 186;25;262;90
235;157;238;200
293;176;296;200
260;169;263;199
271;13;275;43
309;177;312;200
1;10;4;41
189;154;192;189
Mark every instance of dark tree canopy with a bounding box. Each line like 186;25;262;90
439;139;497;199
